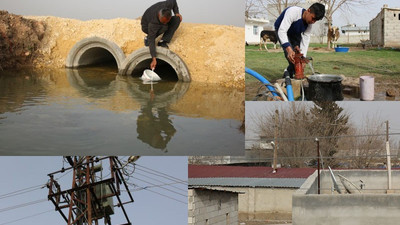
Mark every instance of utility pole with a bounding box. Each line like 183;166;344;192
273;110;279;173
386;121;392;191
47;156;134;225
315;138;320;195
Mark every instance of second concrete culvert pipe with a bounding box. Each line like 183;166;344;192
121;47;191;82
66;37;190;82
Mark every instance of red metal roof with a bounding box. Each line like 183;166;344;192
189;165;315;179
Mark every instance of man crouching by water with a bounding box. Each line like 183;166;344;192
141;0;182;70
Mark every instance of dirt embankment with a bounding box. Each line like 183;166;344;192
0;11;45;70
0;11;245;88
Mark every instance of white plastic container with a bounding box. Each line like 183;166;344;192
359;75;374;101
140;69;161;81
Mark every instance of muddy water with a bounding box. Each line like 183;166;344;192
0;67;244;155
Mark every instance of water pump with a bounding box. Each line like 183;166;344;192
294;49;308;79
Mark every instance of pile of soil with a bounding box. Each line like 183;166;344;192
0;11;46;70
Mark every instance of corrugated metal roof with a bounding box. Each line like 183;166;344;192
189;186;245;194
189;165;315;179
189;178;306;188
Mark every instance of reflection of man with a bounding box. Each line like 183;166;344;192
141;0;182;70
137;103;176;150
274;3;325;78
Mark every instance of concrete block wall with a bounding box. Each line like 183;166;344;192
293;170;400;225
310;34;369;45
383;8;400;47
293;194;400;225
188;189;239;225
370;7;400;47
370;10;383;46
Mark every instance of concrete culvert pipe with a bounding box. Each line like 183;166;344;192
66;37;125;71
121;47;190;82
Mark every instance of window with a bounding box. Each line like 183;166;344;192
253;25;258;35
398;14;400;20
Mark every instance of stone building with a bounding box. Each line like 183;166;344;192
188;187;240;225
370;4;400;47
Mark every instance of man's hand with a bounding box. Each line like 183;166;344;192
286;46;295;64
294;46;301;53
150;57;157;70
176;13;182;22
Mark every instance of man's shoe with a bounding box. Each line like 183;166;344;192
144;37;149;46
157;40;169;48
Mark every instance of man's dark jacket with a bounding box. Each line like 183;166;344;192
141;0;179;58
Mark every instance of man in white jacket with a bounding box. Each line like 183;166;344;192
274;3;325;78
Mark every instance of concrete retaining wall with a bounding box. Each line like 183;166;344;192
293;170;400;225
293;193;400;225
188;188;239;225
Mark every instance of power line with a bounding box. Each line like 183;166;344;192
246;132;400;142
0;199;47;213
133;171;188;192
135;163;186;183
127;185;187;204
128;176;187;197
0;184;46;200
128;181;187;191
0;209;53;225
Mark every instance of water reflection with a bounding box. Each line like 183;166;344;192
120;76;189;151
67;68;117;98
0;68;244;155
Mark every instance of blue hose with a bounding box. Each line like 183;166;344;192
245;67;294;101
285;76;295;101
245;67;279;97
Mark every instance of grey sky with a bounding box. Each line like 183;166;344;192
0;0;244;27
0;156;187;225
332;0;400;27
246;101;400;142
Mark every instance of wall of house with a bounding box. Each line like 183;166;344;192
370;10;383;46
245;22;265;44
370;7;400;47
206;186;295;221
188;189;239;225
383;8;400;47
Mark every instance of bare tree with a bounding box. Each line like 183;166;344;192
258;0;302;20
246;0;262;18
318;0;373;48
254;102;316;167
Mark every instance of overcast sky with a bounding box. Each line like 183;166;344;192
0;156;187;225
0;0;244;27
332;0;400;27
246;101;400;142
